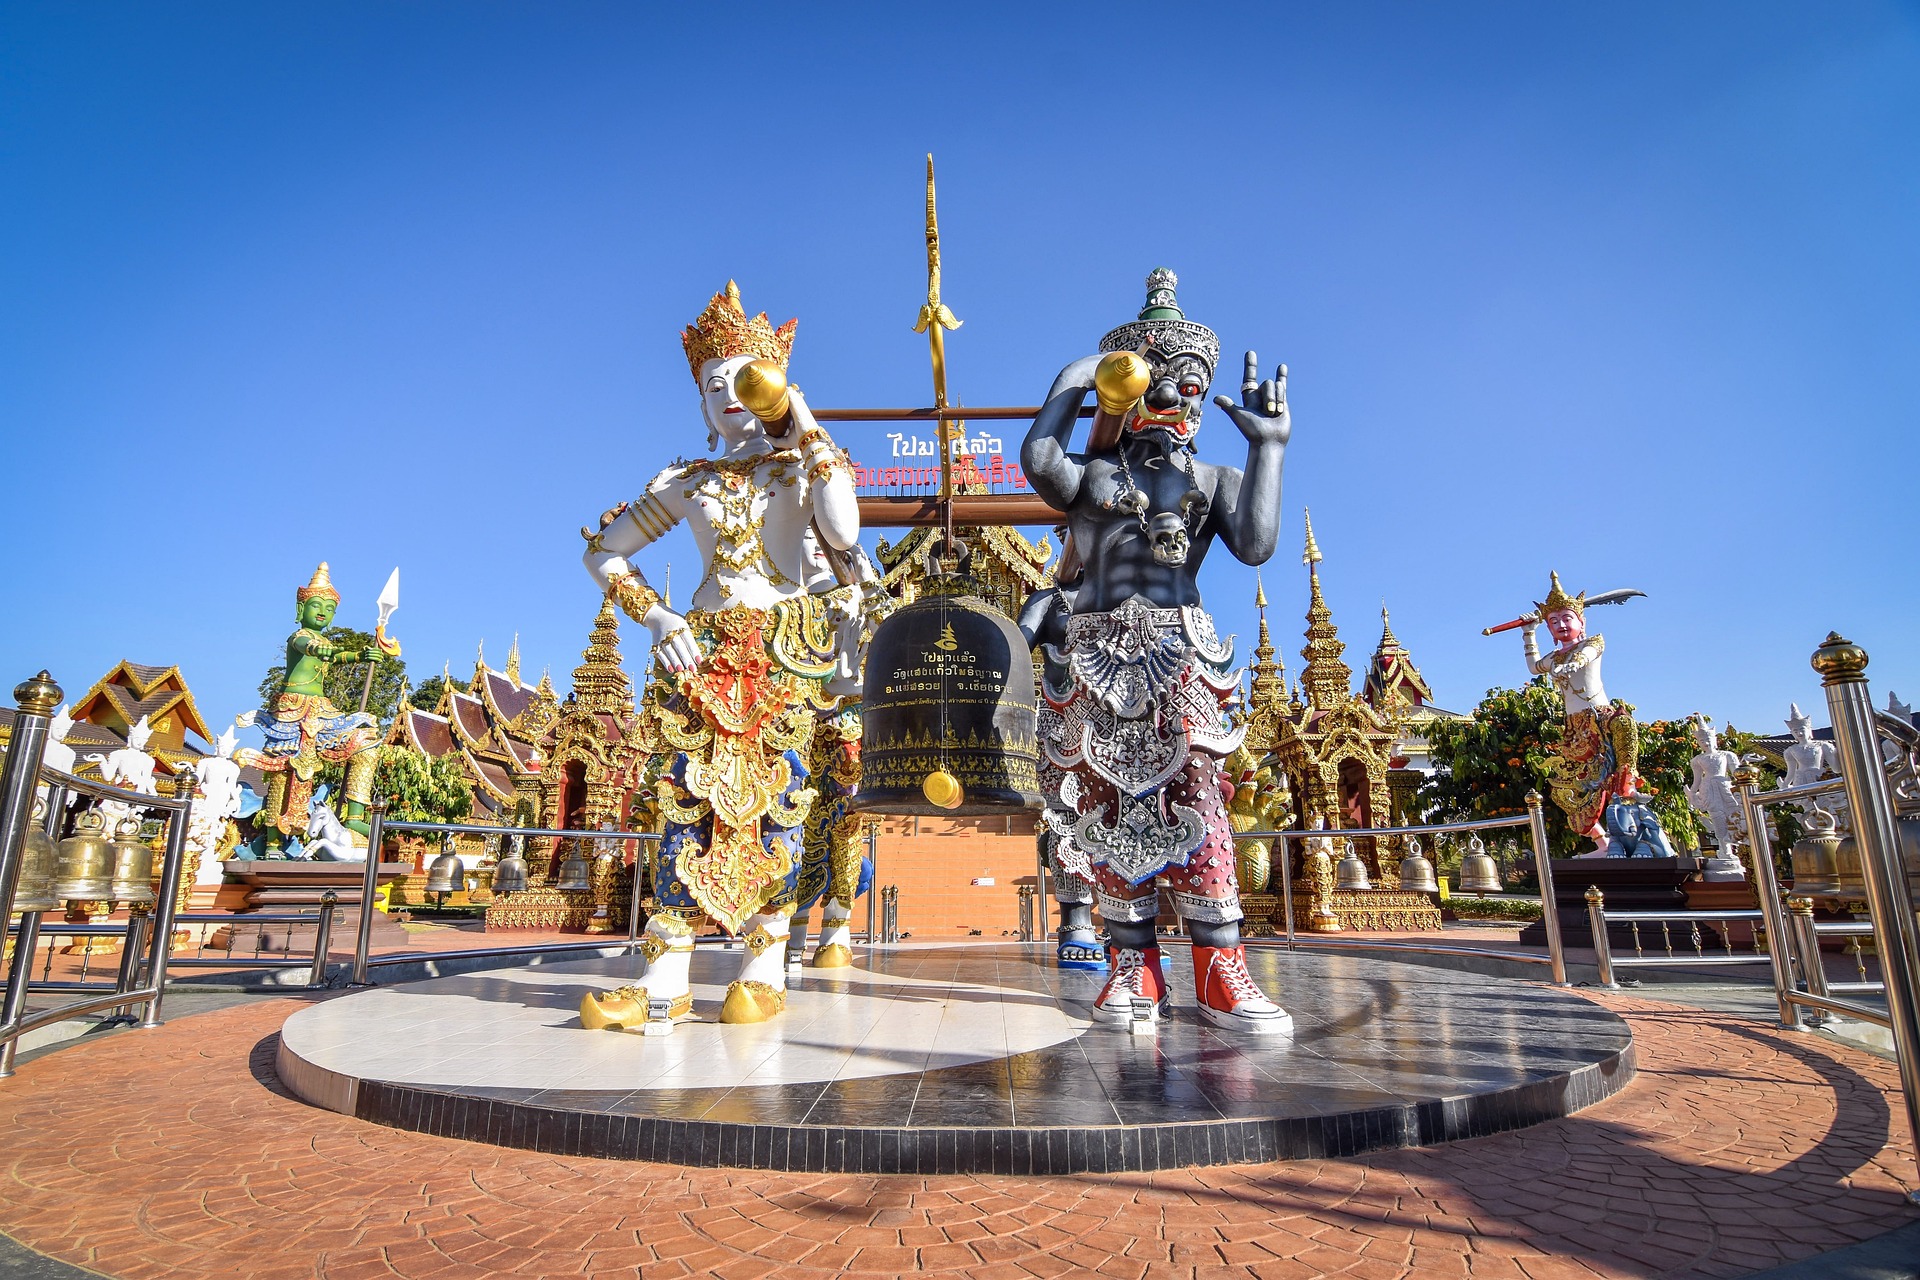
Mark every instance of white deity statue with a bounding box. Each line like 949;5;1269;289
92;714;159;829
1783;702;1845;828
43;704;77;776
191;725;248;887
1684;716;1745;881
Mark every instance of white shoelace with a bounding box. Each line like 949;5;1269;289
1209;952;1265;1006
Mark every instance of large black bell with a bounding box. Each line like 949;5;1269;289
854;543;1042;815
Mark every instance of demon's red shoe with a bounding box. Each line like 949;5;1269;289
1092;945;1169;1025
1193;945;1293;1035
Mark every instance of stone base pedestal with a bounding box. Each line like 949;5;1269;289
213;862;413;952
1519;857;1702;949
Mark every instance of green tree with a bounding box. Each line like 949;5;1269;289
257;626;408;726
1418;679;1707;865
408;672;469;713
374;747;474;825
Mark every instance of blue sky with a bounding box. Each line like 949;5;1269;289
2;2;1916;744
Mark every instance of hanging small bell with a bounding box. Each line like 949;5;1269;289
1457;833;1504;894
424;835;464;896
12;799;60;915
854;540;1042;815
553;847;592;893
53;808;116;902
1335;839;1372;891
1829;830;1867;901
107;816;157;907
1790;812;1846;897
490;834;530;894
1397;835;1439;894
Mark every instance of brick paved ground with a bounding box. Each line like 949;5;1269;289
0;989;1913;1279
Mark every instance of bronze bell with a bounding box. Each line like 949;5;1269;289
1335;838;1372;891
53;808;115;902
1790;812;1847;898
490;834;530;894
1456;834;1503;894
424;835;464;896
854;541;1042;815
12;799;60;915
1397;835;1439;894
553;846;592;892
108;815;157;907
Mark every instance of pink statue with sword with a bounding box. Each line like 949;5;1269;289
1484;574;1672;857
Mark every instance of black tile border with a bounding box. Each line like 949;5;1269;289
332;1038;1635;1175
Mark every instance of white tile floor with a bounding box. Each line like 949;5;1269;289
281;947;1091;1091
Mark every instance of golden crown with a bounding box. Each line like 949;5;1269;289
297;561;341;604
1534;571;1585;619
681;281;797;383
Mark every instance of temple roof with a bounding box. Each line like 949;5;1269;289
70;660;214;760
1364;606;1436;712
1297;511;1354;712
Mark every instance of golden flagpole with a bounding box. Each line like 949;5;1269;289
911;154;964;557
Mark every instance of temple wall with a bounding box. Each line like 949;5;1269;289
868;814;1046;939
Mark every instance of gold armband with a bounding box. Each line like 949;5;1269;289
797;427;834;452
808;451;851;485
608;574;663;624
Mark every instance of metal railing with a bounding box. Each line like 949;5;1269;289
1583;886;1771;988
1236;790;1568;984
0;674;195;1078
355;811;662;983
168;897;343;988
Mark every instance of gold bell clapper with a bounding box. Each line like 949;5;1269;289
1335;839;1372;891
554;846;592;893
53;808;115;902
1456;833;1504;895
1086;349;1154;452
734;359;793;429
107;816;157;908
490;834;530;894
1397;835;1439;895
853;541;1042;816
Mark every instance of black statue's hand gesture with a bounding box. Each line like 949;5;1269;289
1213;351;1289;447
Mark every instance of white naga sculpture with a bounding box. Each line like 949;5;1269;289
1685;715;1746;881
191;725;248;886
92;714;159;829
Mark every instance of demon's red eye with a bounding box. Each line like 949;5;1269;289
1180;383;1201;397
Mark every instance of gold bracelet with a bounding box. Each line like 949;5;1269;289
808;454;849;485
797;427;833;452
609;574;663;623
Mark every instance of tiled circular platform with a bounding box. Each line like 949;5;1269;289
278;942;1633;1173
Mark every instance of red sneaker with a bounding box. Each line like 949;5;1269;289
1092;945;1169;1025
1193;945;1293;1035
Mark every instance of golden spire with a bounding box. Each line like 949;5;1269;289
573;597;633;718
1300;513;1352;712
505;633;522;684
1247;570;1285;721
1255;572;1268;611
663;563;672;611
1366;601;1432;711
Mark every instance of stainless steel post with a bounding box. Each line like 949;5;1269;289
1526;791;1569;986
1585;887;1616;988
309;891;339;988
1816;632;1920;1203
864;827;878;945
0;912;42;1077
0;673;61;928
351;800;387;986
139;770;193;1028
625;838;647;947
113;910;146;999
1277;833;1296;952
1786;895;1828;999
1738;766;1803;1029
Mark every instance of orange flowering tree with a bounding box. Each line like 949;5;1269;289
1417;680;1703;865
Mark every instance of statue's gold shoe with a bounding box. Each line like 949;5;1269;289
580;986;644;1030
718;979;787;1024
810;943;852;969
